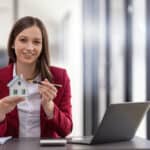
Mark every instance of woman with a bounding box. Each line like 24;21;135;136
0;16;72;138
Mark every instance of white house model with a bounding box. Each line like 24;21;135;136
7;75;28;97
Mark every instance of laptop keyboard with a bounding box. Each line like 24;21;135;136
69;136;93;143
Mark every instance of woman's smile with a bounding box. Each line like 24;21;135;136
22;50;36;57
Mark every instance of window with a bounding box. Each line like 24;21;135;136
13;89;18;95
18;81;21;85
22;89;26;95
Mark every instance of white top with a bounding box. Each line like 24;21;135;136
13;64;41;137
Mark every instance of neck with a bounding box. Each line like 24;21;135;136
16;62;37;80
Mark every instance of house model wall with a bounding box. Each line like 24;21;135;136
7;75;28;97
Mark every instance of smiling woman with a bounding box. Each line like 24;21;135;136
0;16;72;138
13;26;42;70
7;16;51;81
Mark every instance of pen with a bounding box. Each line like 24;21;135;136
32;80;62;88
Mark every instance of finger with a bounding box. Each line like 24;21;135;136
39;86;56;100
38;85;57;99
40;83;57;94
0;102;10;114
39;87;54;100
39;83;57;97
41;79;57;93
0;97;21;114
3;96;25;105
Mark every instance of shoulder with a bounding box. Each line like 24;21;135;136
50;66;66;75
49;66;70;83
0;64;13;80
0;64;13;96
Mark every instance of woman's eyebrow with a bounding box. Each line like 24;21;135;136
33;38;42;41
18;35;27;38
18;35;42;41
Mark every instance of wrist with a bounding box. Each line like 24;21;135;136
45;101;54;119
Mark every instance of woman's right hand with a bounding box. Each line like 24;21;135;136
0;96;25;122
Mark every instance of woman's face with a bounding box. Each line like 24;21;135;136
13;25;42;66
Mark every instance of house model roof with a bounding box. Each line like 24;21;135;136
7;75;25;87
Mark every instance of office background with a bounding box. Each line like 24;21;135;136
0;0;149;139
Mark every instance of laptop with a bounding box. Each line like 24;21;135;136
68;102;150;145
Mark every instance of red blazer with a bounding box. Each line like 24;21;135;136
0;64;72;138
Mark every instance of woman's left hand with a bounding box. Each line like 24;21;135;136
38;79;57;119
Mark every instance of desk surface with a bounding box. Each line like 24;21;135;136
0;137;150;150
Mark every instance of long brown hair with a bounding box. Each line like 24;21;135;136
7;16;52;81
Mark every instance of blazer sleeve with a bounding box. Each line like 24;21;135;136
0;83;8;137
42;69;73;137
0;119;7;137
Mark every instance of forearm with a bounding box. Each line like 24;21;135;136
0;95;7;136
46;103;72;137
44;101;54;119
43;68;72;137
0;101;6;122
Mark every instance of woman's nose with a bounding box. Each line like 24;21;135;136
26;42;34;50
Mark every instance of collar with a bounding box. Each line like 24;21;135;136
13;64;41;82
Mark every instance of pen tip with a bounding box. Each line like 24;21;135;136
32;80;37;83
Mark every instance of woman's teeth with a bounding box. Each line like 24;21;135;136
23;51;35;56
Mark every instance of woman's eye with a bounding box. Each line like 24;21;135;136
33;41;41;44
20;38;27;42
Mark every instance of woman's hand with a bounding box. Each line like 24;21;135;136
38;79;57;119
0;96;25;121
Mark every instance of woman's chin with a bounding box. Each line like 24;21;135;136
18;59;36;65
